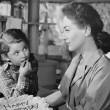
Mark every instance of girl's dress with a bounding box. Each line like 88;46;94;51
0;53;39;99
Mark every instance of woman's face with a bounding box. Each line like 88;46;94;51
62;16;86;53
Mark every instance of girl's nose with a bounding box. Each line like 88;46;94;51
21;51;26;57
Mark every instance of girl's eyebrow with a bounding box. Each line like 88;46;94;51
14;50;19;52
12;50;19;54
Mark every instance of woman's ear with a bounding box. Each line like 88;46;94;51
1;54;10;61
85;25;91;37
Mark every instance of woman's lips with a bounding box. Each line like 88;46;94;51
66;42;70;46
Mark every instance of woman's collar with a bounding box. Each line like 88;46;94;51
82;49;104;67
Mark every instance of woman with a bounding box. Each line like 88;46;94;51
45;2;110;110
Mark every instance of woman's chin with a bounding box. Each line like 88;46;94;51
69;47;74;52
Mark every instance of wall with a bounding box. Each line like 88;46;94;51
91;3;110;34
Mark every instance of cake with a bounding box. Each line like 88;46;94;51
0;95;52;110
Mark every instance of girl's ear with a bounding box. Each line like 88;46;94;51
84;25;91;37
1;54;10;61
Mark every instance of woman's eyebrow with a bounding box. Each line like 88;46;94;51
63;26;70;29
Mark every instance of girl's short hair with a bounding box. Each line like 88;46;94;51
0;29;29;65
62;2;110;53
0;29;29;45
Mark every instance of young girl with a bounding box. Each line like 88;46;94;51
0;29;39;99
45;2;110;110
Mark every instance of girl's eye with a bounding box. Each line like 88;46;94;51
23;46;28;51
14;51;19;56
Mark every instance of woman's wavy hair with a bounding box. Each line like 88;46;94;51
62;2;110;53
0;29;29;65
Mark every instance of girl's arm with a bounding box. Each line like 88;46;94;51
14;73;38;97
0;69;13;99
0;59;38;98
0;69;26;99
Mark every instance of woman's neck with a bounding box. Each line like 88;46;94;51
76;36;98;55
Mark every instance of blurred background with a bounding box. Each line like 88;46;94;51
0;0;110;109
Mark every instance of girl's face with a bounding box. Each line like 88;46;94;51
62;16;86;53
7;41;29;66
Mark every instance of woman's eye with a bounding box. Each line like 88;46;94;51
63;28;70;33
65;29;69;32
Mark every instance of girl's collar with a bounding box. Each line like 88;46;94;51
3;61;19;71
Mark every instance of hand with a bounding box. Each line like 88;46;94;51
19;60;32;77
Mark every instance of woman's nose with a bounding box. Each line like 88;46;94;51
62;34;67;40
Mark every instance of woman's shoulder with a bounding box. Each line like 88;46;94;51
98;55;110;66
87;55;110;82
93;55;110;73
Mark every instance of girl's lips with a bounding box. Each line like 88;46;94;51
21;60;25;62
21;58;28;63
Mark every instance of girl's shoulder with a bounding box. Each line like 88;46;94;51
29;53;37;61
0;64;7;77
29;53;39;72
0;62;12;76
0;63;8;72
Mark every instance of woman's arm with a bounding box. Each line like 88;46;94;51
45;90;65;107
45;54;82;107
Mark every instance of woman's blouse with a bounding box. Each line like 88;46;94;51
59;49;110;110
0;53;39;99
